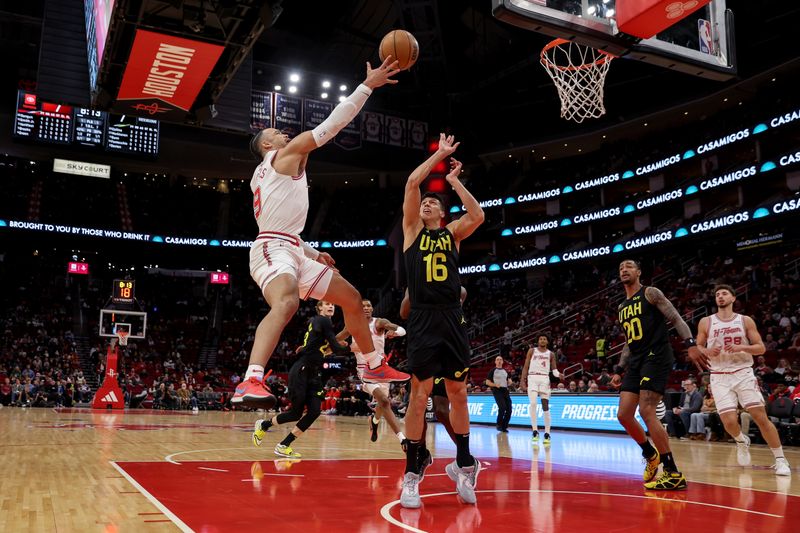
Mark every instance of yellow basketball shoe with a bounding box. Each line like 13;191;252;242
275;444;302;459
644;470;687;490
643;449;660;482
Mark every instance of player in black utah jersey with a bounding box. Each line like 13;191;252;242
616;259;702;490
251;300;348;458
398;134;485;509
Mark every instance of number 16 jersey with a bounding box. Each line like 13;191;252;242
404;227;461;307
617;285;669;355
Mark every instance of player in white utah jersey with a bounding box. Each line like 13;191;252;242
338;299;407;446
521;335;560;444
695;284;790;476
233;56;410;408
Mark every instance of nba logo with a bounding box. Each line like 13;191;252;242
698;19;715;55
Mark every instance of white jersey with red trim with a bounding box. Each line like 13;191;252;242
528;348;553;377
351;318;385;356
251;150;308;236
707;313;753;372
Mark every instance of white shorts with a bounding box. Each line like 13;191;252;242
528;376;551;399
249;232;333;301
710;370;764;414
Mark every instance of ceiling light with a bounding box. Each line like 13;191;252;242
288;86;298;94
321;92;328;99
322;80;331;88
274;85;282;91
289;73;300;83
339;84;348;91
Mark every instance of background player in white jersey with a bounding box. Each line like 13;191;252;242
695;284;791;476
520;335;560;444
337;298;407;446
233;57;409;406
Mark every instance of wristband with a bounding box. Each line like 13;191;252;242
683;338;697;348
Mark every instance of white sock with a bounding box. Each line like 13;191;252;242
771;447;785;459
245;364;264;381
363;351;382;369
397;431;406;441
733;432;747;443
544;411;551;434
529;393;538;433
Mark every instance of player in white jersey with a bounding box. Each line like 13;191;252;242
338;299;407;446
233;57;410;407
520;335;560;444
695;284;790;476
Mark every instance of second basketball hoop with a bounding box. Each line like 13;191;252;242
540;39;616;123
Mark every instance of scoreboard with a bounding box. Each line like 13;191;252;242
105;115;159;156
13;91;160;157
13;92;73;144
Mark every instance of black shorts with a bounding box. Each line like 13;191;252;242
431;376;448;398
620;343;674;396
407;306;471;381
288;358;324;407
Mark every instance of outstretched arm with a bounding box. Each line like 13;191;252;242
444;158;485;243
645;286;707;371
282;57;399;156
402;134;459;237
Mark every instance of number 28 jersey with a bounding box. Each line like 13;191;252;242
404;227;461;307
617;285;669;355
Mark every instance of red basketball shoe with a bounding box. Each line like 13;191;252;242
361;360;410;383
232;377;276;408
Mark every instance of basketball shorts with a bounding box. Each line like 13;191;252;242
620;343;674;396
288;358;324;407
249;233;332;300
710;369;764;414
527;375;551;399
407;306;471;381
431;376;449;398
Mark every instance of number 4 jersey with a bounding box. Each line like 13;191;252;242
617;285;670;355
404;227;462;307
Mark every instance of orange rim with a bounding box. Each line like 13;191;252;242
540;38;616;72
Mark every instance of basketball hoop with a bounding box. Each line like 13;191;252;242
116;331;129;347
540;39;616;123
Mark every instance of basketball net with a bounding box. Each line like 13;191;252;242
540;39;615;123
116;331;129;347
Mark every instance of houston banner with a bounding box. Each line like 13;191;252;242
116;29;224;119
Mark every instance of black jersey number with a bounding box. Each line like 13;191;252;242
623;318;643;343
423;253;448;282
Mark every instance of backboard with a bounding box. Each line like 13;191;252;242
492;0;735;80
99;309;147;339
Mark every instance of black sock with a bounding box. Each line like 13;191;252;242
280;433;297;447
455;433;473;468
261;419;273;432
638;439;657;459
405;440;421;474
661;452;678;472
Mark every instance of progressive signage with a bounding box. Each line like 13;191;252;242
467;393;644;432
116;30;224;119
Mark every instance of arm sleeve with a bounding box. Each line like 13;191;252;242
645;286;693;340
311;84;372;146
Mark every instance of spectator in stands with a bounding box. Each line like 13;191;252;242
666;378;702;438
77;379;91;403
583;348;598;373
0;378;11;405
769;384;791;403
595;333;607;369
791;386;800;403
597;369;612;388
754;356;773;379
177;382;192;409
554;383;567;392
577;379;588;393
568;381;577;393
688;388;717;440
587;382;600;393
764;334;778;352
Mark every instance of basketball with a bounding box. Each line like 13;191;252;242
379;30;419;71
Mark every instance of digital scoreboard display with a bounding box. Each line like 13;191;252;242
13;92;73;144
112;279;136;305
105;114;160;156
12;91;160;157
74;107;105;147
